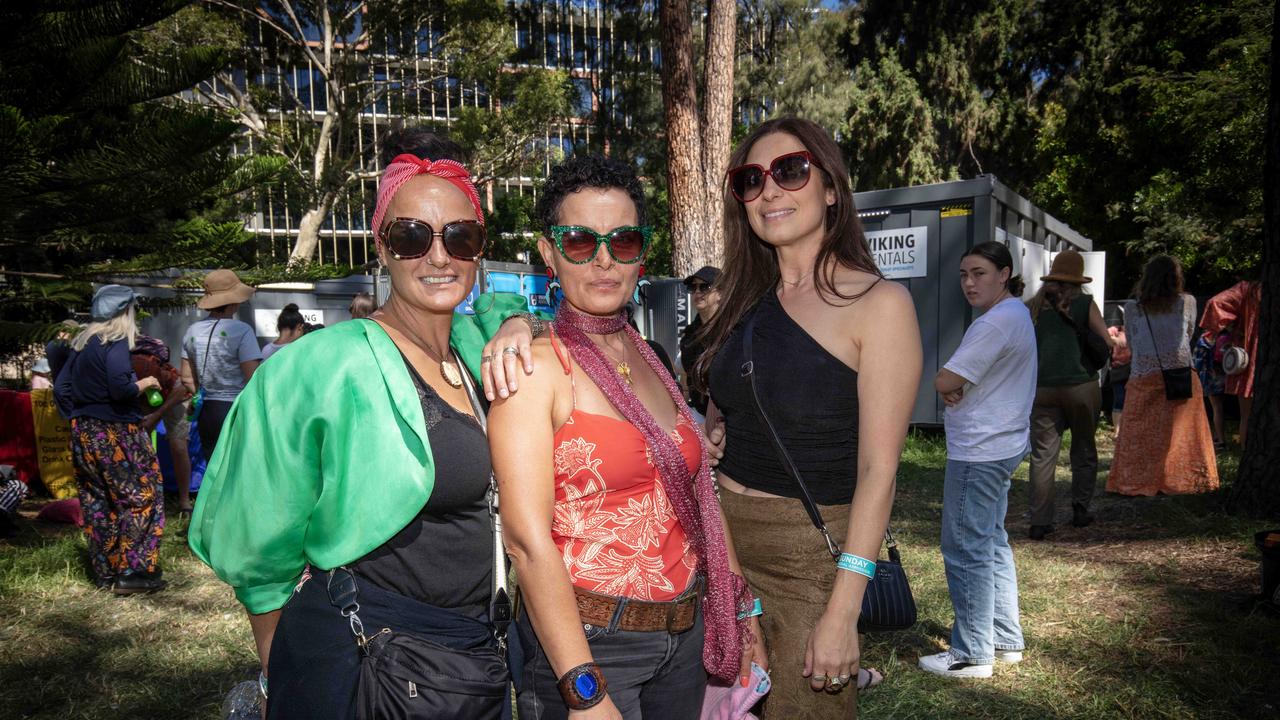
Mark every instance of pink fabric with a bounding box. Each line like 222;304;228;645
37;498;83;526
371;154;484;246
701;663;771;720
1200;281;1261;397
553;302;752;683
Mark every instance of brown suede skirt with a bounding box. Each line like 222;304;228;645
721;488;858;720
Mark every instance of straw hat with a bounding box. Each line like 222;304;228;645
197;269;256;310
1041;250;1092;285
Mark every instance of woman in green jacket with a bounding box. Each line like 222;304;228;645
189;130;526;719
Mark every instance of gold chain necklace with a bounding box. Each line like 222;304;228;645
595;336;633;386
780;270;814;287
379;312;462;388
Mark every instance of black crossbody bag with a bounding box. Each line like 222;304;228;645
329;357;512;720
739;309;916;633
1142;302;1193;401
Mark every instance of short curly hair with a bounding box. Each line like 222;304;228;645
535;155;647;230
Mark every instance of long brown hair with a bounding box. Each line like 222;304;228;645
1026;280;1083;323
693;117;881;390
1135;254;1184;314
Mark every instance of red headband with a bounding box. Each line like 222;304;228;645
372;154;485;247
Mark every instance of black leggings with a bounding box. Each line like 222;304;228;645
196;399;233;463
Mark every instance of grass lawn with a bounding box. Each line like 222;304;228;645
2;430;1277;719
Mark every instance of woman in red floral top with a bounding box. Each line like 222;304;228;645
491;156;764;720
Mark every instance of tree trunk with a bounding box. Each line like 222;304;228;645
699;0;736;276
1229;0;1280;519
660;0;708;278
288;191;338;265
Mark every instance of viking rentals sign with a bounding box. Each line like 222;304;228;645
864;226;928;279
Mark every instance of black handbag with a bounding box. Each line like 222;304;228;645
1143;305;1193;401
1059;306;1110;374
739;308;917;633
331;359;513;720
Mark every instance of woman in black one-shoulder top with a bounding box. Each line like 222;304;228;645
693;118;922;719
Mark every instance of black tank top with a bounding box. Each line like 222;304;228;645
353;358;493;615
708;291;861;505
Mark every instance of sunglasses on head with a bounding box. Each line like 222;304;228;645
549;225;652;264
726;150;822;203
380;217;487;261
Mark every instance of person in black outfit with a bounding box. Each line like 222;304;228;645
694;117;922;716
679;265;721;415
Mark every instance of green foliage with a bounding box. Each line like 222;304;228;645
1028;0;1271;289
0;1;276;359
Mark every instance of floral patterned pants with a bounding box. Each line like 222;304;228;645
69;416;165;580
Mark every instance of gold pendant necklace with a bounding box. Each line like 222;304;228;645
380;312;463;388
597;338;633;386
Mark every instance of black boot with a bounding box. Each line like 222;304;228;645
113;569;167;595
1072;503;1095;528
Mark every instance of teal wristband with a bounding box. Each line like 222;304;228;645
837;553;876;579
737;597;763;620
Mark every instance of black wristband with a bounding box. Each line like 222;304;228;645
557;662;606;710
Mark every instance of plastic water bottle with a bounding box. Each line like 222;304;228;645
221;680;263;719
144;387;163;408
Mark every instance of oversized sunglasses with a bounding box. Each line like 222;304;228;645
549;225;652;264
726;150;821;203
380;217;487;261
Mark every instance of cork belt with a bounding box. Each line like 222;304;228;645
573;579;703;634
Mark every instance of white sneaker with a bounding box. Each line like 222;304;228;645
918;652;993;679
995;650;1023;664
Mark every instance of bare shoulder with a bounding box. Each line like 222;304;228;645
831;268;915;320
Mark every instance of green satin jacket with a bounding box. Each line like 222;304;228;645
188;295;524;614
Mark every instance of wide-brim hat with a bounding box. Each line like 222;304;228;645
197;269;256;310
1041;250;1092;285
91;284;136;321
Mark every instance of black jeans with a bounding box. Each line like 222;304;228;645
266;570;499;720
196;398;233;463
516;602;706;720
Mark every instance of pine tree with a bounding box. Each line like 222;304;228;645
0;0;280;355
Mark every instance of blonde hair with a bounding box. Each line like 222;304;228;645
1026;280;1083;323
71;305;137;351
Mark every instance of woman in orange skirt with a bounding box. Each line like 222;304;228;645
1107;256;1218;496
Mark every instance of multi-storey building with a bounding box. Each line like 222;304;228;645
207;1;661;268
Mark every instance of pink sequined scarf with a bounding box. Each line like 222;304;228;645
553;302;751;682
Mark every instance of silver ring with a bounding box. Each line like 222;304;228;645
502;346;520;356
481;354;495;363
838;674;852;683
812;674;828;682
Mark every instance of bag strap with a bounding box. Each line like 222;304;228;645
1141;306;1166;373
196;318;221;388
456;350;512;648
739;305;896;561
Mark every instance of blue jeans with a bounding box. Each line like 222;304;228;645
941;451;1027;664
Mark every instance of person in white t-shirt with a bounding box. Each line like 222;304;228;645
919;241;1037;680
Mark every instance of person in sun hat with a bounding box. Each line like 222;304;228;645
1024;250;1114;540
179;270;263;463
53;284;167;594
679;265;722;415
